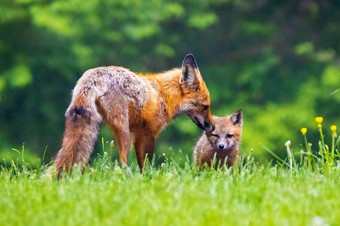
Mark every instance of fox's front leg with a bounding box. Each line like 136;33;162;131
133;131;155;171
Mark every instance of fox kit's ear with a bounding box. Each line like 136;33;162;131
230;109;243;126
180;53;200;87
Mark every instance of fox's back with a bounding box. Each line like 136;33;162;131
71;66;175;136
73;66;150;107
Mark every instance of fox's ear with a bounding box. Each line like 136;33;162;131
180;53;200;87
230;109;243;125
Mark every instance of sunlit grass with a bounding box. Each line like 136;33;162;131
1;157;340;225
1;117;340;225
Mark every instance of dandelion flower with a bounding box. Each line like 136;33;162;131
331;125;337;138
315;117;323;124
301;128;307;135
331;125;337;131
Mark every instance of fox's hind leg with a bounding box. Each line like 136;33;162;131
98;97;132;166
133;131;155;171
113;126;131;165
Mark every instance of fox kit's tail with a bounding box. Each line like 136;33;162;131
54;76;102;177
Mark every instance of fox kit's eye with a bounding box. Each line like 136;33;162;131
211;134;219;138
227;134;234;138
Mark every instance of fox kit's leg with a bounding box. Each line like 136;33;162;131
133;131;155;170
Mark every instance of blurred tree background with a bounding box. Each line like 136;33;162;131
1;0;340;165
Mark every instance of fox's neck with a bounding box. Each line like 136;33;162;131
147;68;184;119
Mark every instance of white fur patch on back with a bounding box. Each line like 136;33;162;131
73;67;149;111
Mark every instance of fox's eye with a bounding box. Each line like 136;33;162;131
202;105;209;110
211;134;219;138
227;134;234;138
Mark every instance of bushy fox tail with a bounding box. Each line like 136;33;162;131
54;85;102;177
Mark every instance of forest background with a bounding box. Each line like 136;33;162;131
1;0;340;165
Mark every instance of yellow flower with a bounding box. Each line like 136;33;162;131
300;128;307;135
315;117;323;124
318;124;322;128
331;125;337;131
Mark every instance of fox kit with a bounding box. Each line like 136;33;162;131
194;110;243;168
54;54;214;176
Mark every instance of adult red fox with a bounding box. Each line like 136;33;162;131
194;110;243;168
54;54;214;176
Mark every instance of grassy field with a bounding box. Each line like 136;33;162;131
1;154;340;226
1;121;340;226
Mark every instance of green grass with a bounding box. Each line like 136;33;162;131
1;155;340;226
1;121;340;226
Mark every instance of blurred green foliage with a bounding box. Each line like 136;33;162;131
1;0;340;164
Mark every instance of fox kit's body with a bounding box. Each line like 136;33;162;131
55;54;214;176
194;110;243;168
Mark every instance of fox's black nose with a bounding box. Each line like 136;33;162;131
218;144;224;150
